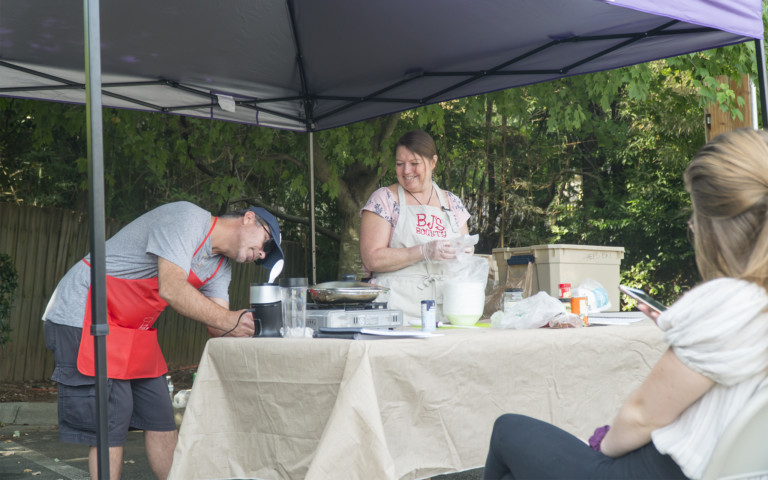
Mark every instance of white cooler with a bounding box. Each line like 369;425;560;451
492;244;625;311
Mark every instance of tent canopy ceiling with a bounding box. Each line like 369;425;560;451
0;0;763;132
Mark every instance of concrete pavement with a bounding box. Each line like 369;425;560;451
0;402;57;426
0;402;483;479
1;402;153;480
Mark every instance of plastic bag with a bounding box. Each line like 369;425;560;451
490;291;566;329
444;237;487;284
574;278;611;313
444;255;489;283
548;312;585;328
443;242;489;324
448;234;480;262
484;255;534;318
172;389;191;409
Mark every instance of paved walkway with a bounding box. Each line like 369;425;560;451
0;402;57;426
0;402;153;479
0;403;482;479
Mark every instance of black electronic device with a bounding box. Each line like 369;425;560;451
619;285;667;314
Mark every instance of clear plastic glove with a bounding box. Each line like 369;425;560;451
421;239;457;263
449;234;479;261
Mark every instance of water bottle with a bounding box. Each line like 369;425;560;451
166;375;174;400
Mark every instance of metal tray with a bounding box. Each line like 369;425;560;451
308;281;389;304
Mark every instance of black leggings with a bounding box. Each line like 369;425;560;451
483;414;689;480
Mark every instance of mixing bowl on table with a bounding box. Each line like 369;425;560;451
443;279;485;326
445;314;483;326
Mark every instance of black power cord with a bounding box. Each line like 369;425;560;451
222;309;252;336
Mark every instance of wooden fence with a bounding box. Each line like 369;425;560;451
705;74;754;141
0;203;307;382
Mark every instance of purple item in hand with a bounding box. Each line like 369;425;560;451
589;425;611;452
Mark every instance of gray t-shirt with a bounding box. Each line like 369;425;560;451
43;201;232;328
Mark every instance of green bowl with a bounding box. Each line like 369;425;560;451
446;314;481;326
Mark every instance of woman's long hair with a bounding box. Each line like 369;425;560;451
685;128;768;289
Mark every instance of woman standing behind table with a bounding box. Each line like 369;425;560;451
483;127;768;480
360;130;471;325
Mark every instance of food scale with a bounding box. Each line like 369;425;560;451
306;302;403;330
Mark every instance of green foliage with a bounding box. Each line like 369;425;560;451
393;39;753;306
1;26;763;292
0;99;87;208
0;253;19;346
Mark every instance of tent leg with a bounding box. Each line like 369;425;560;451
309;132;317;284
84;0;110;478
754;38;768;129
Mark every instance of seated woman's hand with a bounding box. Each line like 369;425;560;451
421;239;457;263
637;303;660;324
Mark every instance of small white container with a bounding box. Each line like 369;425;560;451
421;300;436;332
166;375;174;400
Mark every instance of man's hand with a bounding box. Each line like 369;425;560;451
211;309;255;337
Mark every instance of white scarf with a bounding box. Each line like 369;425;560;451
657;277;768;385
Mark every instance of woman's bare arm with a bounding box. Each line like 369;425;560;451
600;348;714;457
359;210;423;273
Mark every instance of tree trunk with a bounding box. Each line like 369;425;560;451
312;114;400;280
337;206;363;279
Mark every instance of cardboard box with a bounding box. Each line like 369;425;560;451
492;244;625;311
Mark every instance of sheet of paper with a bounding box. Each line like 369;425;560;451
358;328;441;338
588;312;646;325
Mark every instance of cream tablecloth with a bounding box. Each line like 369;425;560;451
169;322;666;480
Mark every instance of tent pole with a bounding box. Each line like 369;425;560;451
309;132;316;284
751;80;758;129
754;38;768;129
83;0;110;478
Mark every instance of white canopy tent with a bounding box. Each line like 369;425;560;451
0;1;764;477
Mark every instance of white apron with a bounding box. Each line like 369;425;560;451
372;182;461;325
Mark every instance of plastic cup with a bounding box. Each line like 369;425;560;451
279;277;309;337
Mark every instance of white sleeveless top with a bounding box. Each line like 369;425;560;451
651;277;768;479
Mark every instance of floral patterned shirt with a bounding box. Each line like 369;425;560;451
360;186;471;245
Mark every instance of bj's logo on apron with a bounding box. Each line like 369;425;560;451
416;213;447;237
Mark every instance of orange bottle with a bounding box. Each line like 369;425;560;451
570;296;589;326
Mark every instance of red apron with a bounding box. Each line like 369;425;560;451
77;218;223;379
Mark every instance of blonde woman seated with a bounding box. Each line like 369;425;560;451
484;128;768;479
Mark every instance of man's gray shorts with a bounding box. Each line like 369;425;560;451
44;321;176;447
